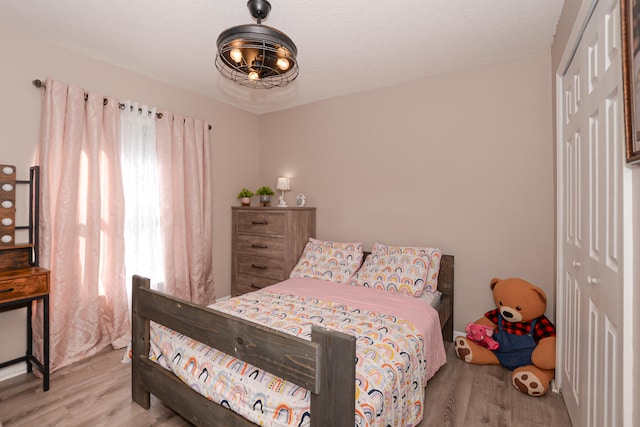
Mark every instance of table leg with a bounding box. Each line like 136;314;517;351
43;295;49;391
26;302;33;374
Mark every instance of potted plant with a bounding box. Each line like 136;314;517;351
256;186;275;207
237;188;254;207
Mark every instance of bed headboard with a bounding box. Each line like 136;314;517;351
437;254;454;341
438;254;454;298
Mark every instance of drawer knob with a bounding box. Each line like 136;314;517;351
251;221;268;225
0;287;15;294
251;244;268;249
251;264;267;270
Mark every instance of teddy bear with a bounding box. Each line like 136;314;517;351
465;323;500;350
454;277;556;396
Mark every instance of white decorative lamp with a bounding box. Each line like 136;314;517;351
276;177;290;207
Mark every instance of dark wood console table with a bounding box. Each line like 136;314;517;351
0;247;50;391
0;165;49;391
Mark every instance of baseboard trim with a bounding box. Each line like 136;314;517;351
0;363;27;382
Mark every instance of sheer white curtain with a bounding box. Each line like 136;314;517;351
120;101;165;309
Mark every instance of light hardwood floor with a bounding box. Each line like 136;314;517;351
0;343;572;426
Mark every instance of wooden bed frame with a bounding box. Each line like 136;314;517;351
131;254;454;427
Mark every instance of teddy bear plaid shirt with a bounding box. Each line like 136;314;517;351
484;309;556;343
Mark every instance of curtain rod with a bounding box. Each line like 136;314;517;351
32;79;212;130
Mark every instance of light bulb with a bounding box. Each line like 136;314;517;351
230;48;243;63
276;58;290;71
248;71;259;81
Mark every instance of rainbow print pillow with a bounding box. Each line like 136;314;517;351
289;238;364;283
348;252;431;296
371;243;442;294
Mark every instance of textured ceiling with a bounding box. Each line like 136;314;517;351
0;0;564;115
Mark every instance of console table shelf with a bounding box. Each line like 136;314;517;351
0;267;50;391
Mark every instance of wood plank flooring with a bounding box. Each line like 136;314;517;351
421;345;572;426
0;343;572;426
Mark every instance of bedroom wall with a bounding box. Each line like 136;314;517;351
0;21;557;382
0;25;260;379
259;51;555;333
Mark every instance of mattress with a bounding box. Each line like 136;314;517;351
150;277;446;427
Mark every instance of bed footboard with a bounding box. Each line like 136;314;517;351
131;275;356;427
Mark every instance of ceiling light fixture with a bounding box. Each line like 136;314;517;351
215;0;299;89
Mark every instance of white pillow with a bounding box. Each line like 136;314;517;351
289;238;364;283
371;243;442;294
348;252;431;296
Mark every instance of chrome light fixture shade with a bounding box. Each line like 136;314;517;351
215;0;299;89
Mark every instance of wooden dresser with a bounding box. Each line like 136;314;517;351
231;207;316;296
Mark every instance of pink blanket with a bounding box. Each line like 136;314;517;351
266;277;447;381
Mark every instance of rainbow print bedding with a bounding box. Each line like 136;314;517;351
150;277;447;427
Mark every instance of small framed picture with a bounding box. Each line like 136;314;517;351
296;194;306;207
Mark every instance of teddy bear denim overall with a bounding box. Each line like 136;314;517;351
493;315;538;370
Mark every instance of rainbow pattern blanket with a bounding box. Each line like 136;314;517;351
151;278;446;426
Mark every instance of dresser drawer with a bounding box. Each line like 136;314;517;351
235;273;281;296
237;254;286;281
236;234;285;258
231;207;315;298
237;212;285;236
0;269;49;303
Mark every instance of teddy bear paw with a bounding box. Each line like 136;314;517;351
454;337;474;363
512;370;548;396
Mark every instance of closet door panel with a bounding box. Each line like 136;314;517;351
558;1;623;426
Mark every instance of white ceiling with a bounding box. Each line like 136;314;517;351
0;0;564;115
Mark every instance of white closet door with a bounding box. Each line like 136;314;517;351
559;0;624;426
